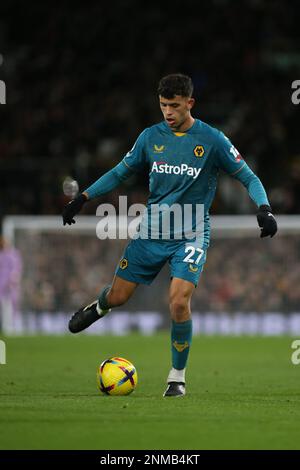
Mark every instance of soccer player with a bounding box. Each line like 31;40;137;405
62;74;277;397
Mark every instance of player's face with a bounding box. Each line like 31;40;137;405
159;95;195;131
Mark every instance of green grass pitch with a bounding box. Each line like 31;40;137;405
0;334;299;450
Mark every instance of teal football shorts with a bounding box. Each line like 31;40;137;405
115;237;207;287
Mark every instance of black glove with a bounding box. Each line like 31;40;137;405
62;193;87;225
257;205;277;238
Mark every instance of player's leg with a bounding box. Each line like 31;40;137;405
69;237;169;334
99;275;138;309
68;275;138;333
164;240;207;397
164;277;195;397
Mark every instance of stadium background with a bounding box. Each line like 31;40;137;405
0;0;300;333
1;0;300;453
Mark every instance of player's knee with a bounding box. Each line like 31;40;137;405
169;297;190;321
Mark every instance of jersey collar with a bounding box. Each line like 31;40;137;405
162;119;199;135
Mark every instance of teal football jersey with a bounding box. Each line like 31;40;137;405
122;119;247;246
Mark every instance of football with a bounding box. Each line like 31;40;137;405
96;357;138;396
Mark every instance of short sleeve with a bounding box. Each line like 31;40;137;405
121;128;149;173
215;131;246;176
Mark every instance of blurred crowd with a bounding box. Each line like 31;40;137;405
16;231;300;314
194;236;300;313
0;0;300;221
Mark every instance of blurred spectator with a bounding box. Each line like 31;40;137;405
0;236;22;332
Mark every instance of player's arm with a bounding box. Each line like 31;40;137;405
62;129;148;225
215;132;277;238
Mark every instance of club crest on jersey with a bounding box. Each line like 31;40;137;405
154;144;165;153
194;145;205;158
119;258;128;270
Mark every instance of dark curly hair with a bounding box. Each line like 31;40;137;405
157;73;194;99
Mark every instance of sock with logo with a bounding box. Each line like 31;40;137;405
171;319;192;371
98;285;112;311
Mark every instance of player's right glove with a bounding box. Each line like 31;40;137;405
257;205;277;238
62;193;87;225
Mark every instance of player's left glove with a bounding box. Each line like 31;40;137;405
257;205;277;238
62;193;87;225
